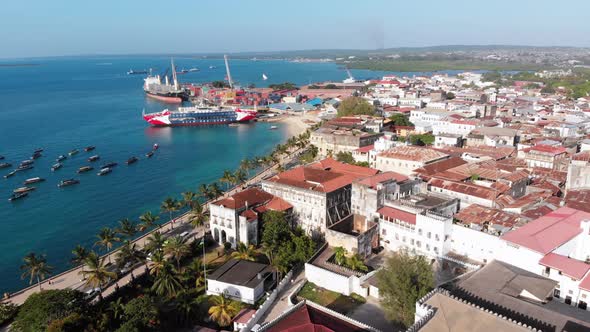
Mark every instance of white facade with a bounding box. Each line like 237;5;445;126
206;279;264;305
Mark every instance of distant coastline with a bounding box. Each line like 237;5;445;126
0;63;40;67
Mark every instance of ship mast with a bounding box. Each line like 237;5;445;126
224;54;233;89
171;58;179;90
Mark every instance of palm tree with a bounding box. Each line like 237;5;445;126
139;211;160;231
220;170;235;190
148;250;166;276
95;227;119;263
176;291;206;326
333;246;347;266
79;251;117;291
234;169;247;185
189;201;208;228
198;183;211;202
231;243;256;261
208;182;223;199
182;191;197;210
115;240;144;268
346;254;368;272
108;297;125;321
164;236;190;269
208;295;241;327
187;258;210;288
20;253;53;291
116;218;138;239
151;262;182;298
70;245;90;266
161;197;180;228
239;158;252;172
145;231;165;255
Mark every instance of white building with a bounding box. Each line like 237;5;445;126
206;259;274;304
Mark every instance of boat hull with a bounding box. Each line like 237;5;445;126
143;108;257;127
145;93;183;104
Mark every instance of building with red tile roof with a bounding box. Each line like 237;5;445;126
374;146;450;175
209;187;293;248
262;159;379;234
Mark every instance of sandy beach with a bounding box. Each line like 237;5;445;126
279;113;317;137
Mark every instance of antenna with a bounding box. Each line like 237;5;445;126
224;54;234;89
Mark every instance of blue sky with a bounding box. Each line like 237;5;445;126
1;0;588;58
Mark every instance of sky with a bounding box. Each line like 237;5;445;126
1;0;589;58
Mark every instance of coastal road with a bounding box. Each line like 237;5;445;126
2;137;309;306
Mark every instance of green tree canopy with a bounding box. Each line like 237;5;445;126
211;81;230;89
335;151;355;164
268;82;297;91
377;251;434;327
13;289;88;332
116;295;160;331
337;97;375;117
389;113;414;127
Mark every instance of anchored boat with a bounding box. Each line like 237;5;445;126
24;177;44;185
77;166;93;173
58;179;80;187
9;192;28;202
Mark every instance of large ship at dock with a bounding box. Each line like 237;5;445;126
143;59;189;103
142;106;257;127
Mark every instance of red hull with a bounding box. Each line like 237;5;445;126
146;93;182;104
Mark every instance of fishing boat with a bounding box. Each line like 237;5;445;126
56;155;67;162
126;157;138;165
4;170;16;178
0;162;11;169
15;165;33;172
84;146;96;152
69;149;79;156
209;65;216;69
31;152;42;159
77;166;93;173
20;160;34;166
34;148;44;154
24;177;44;185
101;162;118;169
13;186;35;193
88;155;100;162
146;151;154;158
51;163;62;171
269;125;278;130
188;68;199;72
97;167;112;176
58;179;80;187
8;192;28;202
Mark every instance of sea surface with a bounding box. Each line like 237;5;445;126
0;56;463;293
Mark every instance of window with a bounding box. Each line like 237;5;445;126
427;232;431;239
565;296;572;305
382;229;387;236
395;234;399;240
554;289;560;298
416;241;421;248
579;301;588;310
402;236;406;243
418;229;423;236
426;244;430;251
411;239;415;245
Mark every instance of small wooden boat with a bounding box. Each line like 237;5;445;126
97;167;112;176
34;148;44;154
0;162;11;169
69;149;79;156
51;163;62;171
15;165;33;172
56;155;67;162
24;177;45;185
58;179;80;187
9;192;28;202
31;152;42;159
126;157;138;165
20;160;34;166
84;146;96;152
269;125;278;130
88;155;100;162
77;166;94;173
13;186;36;193
100;162;118;169
146;151;154;158
4;170;16;178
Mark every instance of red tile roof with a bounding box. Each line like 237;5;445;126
354;144;374;153
455;204;519;228
429;178;505;200
528;144;567;155
580;272;590;292
377;206;416;225
539;253;590;280
213;187;274;209
267;159;378;193
262;303;373;332
501;207;589;255
264;196;293;211
240;209;258;222
566;190;590;213
355;172;408;189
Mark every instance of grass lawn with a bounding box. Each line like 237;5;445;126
297;282;365;314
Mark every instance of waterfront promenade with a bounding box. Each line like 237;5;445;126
2;141;308;306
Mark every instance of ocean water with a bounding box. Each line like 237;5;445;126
0;56;461;293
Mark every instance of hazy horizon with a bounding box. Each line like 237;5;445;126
2;0;589;58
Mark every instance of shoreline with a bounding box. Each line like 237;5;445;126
278;114;315;138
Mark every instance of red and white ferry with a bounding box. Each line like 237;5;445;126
142;106;257;127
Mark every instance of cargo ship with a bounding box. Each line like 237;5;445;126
143;59;188;103
142;106;257;127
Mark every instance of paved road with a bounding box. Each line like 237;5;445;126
2;144;306;306
258;270;306;325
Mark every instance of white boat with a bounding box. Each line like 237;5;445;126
269;125;278;130
262;73;268;81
